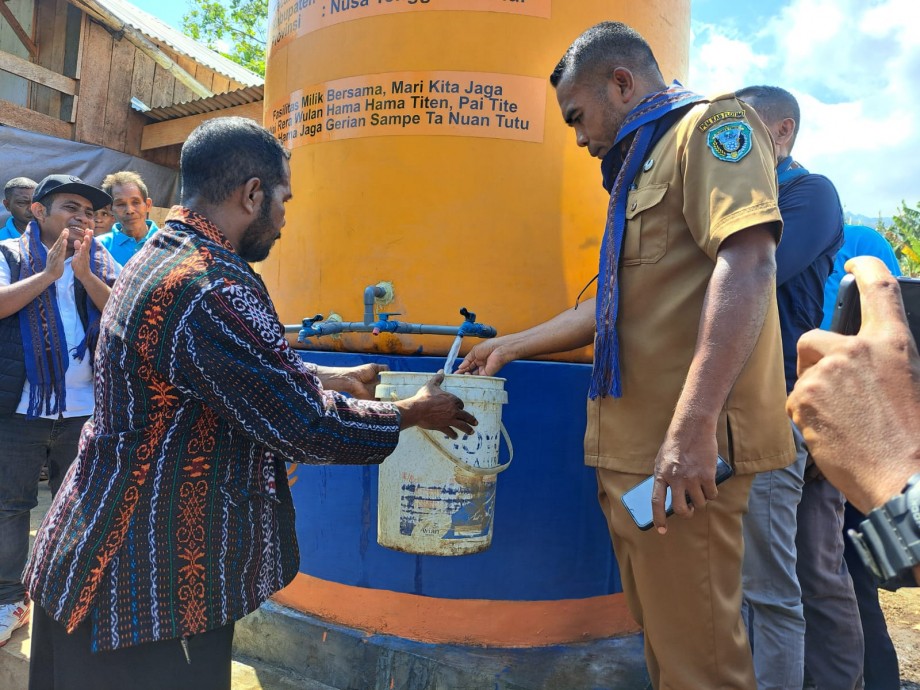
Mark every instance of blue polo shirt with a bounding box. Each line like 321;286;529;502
98;220;159;266
774;158;844;392
0;216;22;240
820;224;902;330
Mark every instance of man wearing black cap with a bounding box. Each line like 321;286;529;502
0;175;119;649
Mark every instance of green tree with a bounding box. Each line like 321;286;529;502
182;0;267;77
879;201;920;277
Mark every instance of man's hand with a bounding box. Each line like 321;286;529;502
649;224;777;534
43;229;70;281
651;424;720;533
396;372;478;439
457;297;596;377
456;337;513;377
788;256;920;513
71;228;93;281
320;363;389;400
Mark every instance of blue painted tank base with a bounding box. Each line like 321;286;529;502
293;351;623;601
236;600;650;690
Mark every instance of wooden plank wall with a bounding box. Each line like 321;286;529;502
124;51;155;157
19;0;257;167
31;0;67;119
74;18;112;145
1;0;35;107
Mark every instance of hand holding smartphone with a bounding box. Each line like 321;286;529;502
621;456;734;531
830;273;920;341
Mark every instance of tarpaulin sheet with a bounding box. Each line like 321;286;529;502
0;124;179;221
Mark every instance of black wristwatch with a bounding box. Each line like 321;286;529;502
848;473;920;589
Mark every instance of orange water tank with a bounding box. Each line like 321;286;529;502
261;1;689;362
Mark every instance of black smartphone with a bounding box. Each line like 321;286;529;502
830;274;920;342
621;456;734;531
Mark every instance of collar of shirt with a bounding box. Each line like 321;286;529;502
110;220;159;245
0;216;22;240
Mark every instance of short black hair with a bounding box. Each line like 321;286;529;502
180;117;290;204
736;85;801;143
38;194;60;214
4;177;36;201
550;22;663;89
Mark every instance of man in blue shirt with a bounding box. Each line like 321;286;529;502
822;223;902;690
98;171;159;266
737;86;861;690
1;178;36;240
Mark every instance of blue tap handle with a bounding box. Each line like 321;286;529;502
372;313;403;335
458;321;497;338
298;314;324;341
456;308;496;338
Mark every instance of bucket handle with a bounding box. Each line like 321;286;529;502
419;423;514;476
387;391;513;476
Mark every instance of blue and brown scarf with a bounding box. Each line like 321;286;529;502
591;83;706;400
17;221;118;418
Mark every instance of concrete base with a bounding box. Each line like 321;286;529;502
2;598;648;690
233;601;649;690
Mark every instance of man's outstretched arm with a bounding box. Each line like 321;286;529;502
457;297;596;376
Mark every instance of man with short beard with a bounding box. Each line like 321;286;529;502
24;117;476;689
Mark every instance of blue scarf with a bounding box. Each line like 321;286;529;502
590;84;706;400
16;221;117;418
777;156;809;185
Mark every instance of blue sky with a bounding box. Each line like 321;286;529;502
131;0;918;219
689;0;918;221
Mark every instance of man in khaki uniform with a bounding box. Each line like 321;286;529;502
459;22;795;688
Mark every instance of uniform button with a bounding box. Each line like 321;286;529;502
630;202;637;211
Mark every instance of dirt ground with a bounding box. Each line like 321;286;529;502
880;588;920;688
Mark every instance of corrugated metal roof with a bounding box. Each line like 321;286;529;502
93;0;263;89
142;84;264;122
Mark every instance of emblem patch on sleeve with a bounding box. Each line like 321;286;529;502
706;121;753;162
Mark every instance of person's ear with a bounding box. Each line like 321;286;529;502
30;201;46;222
776;117;796;146
609;67;636;103
240;177;264;216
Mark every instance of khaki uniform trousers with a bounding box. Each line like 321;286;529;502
597;468;755;690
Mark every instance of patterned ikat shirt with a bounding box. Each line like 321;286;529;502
24;207;401;651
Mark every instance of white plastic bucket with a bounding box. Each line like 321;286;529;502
376;372;512;556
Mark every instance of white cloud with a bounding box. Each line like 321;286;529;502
689;0;920;218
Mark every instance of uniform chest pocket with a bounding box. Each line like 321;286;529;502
622;183;669;265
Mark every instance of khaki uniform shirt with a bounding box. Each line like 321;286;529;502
584;94;795;476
